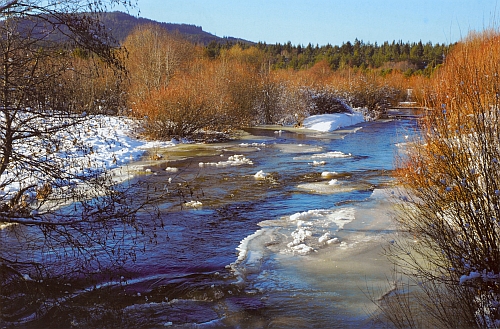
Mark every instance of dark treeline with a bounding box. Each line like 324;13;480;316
206;39;451;77
15;10;448;77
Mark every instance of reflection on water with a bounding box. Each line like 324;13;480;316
2;119;417;328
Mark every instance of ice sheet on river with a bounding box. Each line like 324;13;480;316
297;178;373;194
229;207;356;283
293;150;352;161
274;143;324;154
229;187;398;284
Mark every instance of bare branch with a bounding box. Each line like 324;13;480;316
0;0;19;14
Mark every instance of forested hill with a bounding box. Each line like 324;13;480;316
104;11;450;75
101;11;251;45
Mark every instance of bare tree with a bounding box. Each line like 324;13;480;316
0;0;163;324
124;24;195;104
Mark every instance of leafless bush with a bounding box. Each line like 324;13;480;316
340;72;404;112
387;29;500;328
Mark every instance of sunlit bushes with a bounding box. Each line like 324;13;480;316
320;69;407;116
136;71;209;139
124;24;196;105
250;69;309;125
386;29;500;328
346;72;404;111
124;27;270;138
124;26;417;139
63;53;127;114
131;56;260;139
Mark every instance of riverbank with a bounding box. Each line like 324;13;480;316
63;112;368;184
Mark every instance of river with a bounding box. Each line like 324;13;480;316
3;117;416;328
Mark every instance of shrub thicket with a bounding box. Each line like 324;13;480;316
385;29;500;328
125;26;426;139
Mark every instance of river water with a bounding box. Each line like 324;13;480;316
2;118;416;328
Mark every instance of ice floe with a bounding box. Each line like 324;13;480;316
198;154;254;168
254;170;268;179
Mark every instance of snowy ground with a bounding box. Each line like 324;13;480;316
73;115;178;168
78;116;177;166
0;115;178;201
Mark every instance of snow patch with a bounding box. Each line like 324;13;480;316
239;142;266;148
310;160;326;166
184;201;202;208
303;112;364;132
459;270;500;285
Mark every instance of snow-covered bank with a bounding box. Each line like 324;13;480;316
72;115;178;169
0;115;178;201
302;111;364;132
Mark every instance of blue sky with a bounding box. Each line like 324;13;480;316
130;0;499;45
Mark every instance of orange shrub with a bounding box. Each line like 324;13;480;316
124;30;425;137
124;24;197;105
390;29;500;328
134;56;260;139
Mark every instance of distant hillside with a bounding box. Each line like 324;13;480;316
101;11;252;45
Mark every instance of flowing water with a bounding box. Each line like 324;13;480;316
2;118;417;328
